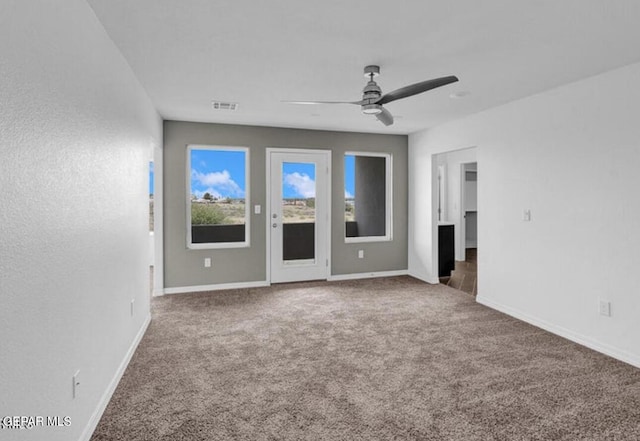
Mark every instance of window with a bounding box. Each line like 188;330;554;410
149;161;154;232
344;152;392;242
281;161;317;262
187;145;249;248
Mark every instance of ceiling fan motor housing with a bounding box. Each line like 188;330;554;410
361;70;382;114
361;84;383;113
363;80;381;97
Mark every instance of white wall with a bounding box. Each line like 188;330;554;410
409;61;640;367
0;1;162;440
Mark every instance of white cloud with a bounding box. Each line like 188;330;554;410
345;190;353;199
284;172;315;198
191;169;244;197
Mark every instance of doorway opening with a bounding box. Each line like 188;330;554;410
149;138;163;296
433;149;477;296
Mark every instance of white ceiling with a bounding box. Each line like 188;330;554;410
87;0;640;135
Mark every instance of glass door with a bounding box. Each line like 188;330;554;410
269;150;330;283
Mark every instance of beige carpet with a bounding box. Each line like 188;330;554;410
91;276;640;440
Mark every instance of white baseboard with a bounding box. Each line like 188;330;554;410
328;269;408;281
162;280;270;295
80;314;151;441
407;270;440;285
476;295;640;369
164;272;413;293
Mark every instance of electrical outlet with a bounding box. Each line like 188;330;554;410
204;258;211;268
599;300;611;317
358;250;364;259
73;370;81;399
523;209;532;222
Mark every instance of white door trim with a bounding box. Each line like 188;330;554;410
266;148;332;284
459;162;467;262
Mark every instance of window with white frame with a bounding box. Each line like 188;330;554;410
187;145;249;248
344;152;392;242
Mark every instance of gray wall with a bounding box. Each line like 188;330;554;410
355;155;387;237
164;121;408;288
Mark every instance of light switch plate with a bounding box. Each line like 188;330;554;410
599;300;611;317
73;370;80;399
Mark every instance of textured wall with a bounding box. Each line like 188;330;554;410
0;1;161;440
409;61;640;367
163;121;408;288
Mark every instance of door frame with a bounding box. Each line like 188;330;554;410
265;148;332;284
459;163;467;262
431;147;477;282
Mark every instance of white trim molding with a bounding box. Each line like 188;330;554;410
328;269;408;281
81;314;151;441
407;270;440;285
476;295;640;369
163;280;270;295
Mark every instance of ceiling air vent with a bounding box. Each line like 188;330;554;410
212;101;238;111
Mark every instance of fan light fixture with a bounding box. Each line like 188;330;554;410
362;104;382;115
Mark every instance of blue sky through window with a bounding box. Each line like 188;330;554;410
282;162;316;198
149;161;154;195
190;149;246;199
187;150;356;200
344;155;355;199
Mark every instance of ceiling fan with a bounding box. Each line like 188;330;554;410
284;65;459;126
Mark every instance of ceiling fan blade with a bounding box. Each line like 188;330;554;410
376;107;394;126
282;100;362;105
377;75;459;105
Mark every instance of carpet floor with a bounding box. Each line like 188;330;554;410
91;276;640;440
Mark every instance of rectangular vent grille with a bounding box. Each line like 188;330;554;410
212;101;238;111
